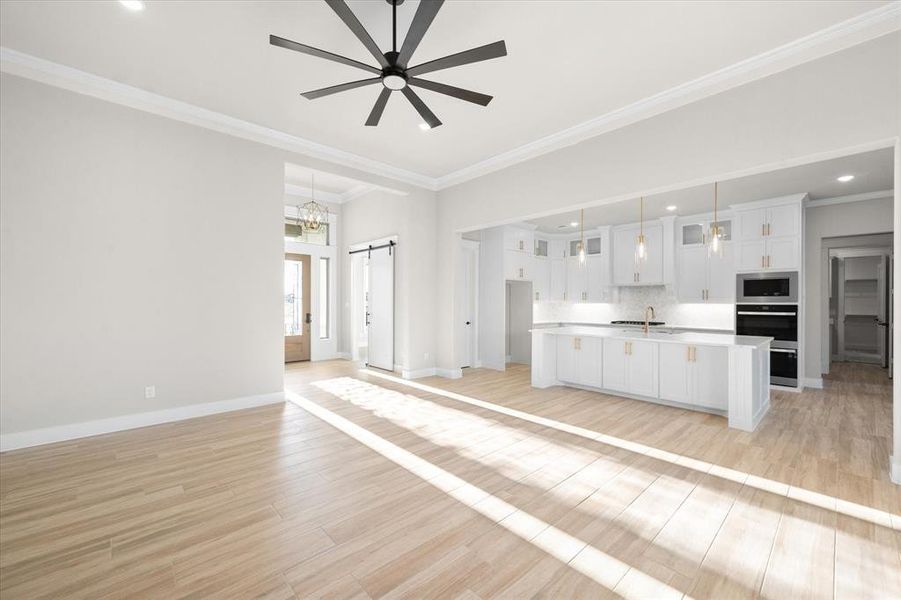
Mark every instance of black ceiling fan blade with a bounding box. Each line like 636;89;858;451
406;40;507;77
270;35;381;75
365;88;392;126
396;0;444;68
302;77;382;100
408;78;492;106
324;0;390;69
401;86;441;128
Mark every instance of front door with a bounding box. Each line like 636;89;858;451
285;253;311;362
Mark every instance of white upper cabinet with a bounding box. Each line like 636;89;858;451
733;197;803;272
549;258;566;301
613;222;664;285
532;256;550;302
504;248;530;280
706;242;735;302
504;227;534;253
565;257;587;302
676;216;735;303
766;204;801;239
677;245;709;303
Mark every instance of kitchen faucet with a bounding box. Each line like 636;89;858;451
644;306;656;335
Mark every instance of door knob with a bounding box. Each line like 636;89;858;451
465;321;471;325
305;313;312;324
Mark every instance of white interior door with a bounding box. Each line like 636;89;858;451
461;242;478;368
878;255;890;369
366;245;395;371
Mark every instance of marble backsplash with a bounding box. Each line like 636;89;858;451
533;286;735;330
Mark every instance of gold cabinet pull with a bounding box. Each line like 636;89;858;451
686;346;691;361
761;255;765;268
761;223;766;237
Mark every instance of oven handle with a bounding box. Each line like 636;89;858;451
737;311;797;316
770;348;798;354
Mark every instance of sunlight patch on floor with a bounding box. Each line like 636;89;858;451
285;390;678;598
359;369;900;531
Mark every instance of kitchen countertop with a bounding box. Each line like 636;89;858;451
532;321;734;334
532;325;772;348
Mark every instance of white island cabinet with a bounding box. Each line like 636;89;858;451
532;326;771;431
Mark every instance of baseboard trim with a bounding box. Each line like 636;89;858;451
436;368;463;379
0;392;285;452
336;352;352;360
401;367;437;379
803;377;824;389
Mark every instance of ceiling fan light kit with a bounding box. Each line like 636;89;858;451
270;0;507;128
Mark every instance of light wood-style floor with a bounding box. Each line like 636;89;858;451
1;360;899;598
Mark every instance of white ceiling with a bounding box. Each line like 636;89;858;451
0;1;889;179
525;148;895;232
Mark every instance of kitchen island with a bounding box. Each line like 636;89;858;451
531;326;772;431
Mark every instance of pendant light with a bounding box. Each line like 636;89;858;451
708;182;722;257
297;174;329;235
635;197;647;263
578;208;586;265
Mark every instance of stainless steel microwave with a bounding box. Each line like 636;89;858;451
736;271;798;303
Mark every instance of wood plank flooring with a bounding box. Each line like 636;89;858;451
1;360;899;598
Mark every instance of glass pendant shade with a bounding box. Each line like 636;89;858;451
635;197;648;263
578;208;586;266
708;182;723;257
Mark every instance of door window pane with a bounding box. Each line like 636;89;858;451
285;222;329;246
284;259;303;335
319;258;330;339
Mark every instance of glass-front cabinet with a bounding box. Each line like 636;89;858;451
680;219;732;246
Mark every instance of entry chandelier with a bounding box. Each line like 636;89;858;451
296;174;329;234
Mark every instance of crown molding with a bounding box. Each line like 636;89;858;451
433;2;901;190
805;189;894;208
0;46;437;191
284;183;346;204
2;2;897;193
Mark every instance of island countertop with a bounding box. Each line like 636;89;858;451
532;325;772;348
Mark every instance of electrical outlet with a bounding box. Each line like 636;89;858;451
423;353;430;360
144;385;156;399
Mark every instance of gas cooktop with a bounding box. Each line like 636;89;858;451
611;320;666;326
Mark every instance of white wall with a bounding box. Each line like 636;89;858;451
338;188;437;375
0;73;433;439
803;196;894;380
477;227;506;371
436;33;900;372
0;74;287;435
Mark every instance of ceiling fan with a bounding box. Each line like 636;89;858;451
270;0;507;128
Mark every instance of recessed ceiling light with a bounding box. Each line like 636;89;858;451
837;174;854;182
570;221;579;227
418;123;431;131
119;0;145;10
666;205;677;211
